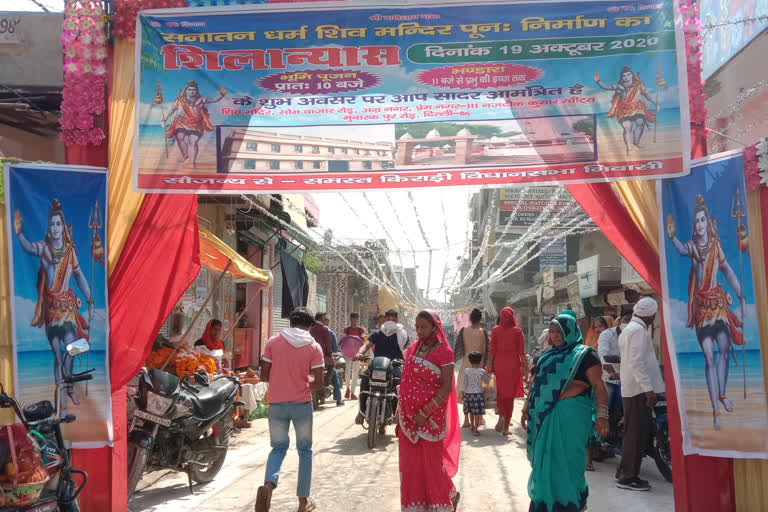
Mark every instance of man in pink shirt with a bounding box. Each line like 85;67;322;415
256;308;324;512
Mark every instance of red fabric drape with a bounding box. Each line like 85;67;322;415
108;193;201;391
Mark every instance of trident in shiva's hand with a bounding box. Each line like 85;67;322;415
731;188;748;399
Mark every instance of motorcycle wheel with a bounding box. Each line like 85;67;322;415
189;414;232;484
367;398;379;450
127;442;149;498
653;424;673;483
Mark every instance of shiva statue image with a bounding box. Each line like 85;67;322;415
14;199;92;407
594;66;658;154
165;80;226;169
667;194;745;430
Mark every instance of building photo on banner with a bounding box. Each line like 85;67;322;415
133;0;691;193
658;150;768;458
3;164;112;448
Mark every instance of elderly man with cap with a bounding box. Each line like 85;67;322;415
616;297;665;491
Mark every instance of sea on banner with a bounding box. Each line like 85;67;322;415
134;0;691;193
3;164;112;448
658;150;768;458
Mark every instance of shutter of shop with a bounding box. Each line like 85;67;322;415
271;263;290;336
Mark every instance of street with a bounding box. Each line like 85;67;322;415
129;399;674;512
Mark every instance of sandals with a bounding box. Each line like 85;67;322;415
452;491;461;511
255;486;271;512
299;498;317;512
586;463;595;472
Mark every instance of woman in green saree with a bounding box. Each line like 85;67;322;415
522;313;610;512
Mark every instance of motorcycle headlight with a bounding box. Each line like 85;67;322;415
371;370;387;381
146;391;174;416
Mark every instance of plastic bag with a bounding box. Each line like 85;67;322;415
482;374;498;410
248;401;267;420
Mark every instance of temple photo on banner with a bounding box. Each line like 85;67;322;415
4;163;112;448
658;150;768;458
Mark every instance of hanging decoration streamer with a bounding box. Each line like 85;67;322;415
59;0;108;146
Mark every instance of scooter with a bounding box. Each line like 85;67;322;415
0;338;93;512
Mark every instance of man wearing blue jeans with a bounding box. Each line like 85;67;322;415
256;308;324;512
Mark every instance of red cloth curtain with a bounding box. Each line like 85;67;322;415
566;179;735;511
108;193;201;390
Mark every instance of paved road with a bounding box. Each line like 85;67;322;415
129;399;674;512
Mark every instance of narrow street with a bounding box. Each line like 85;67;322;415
130;399;674;512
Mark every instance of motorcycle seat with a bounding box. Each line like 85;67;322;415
188;377;238;418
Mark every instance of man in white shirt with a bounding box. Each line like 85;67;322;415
616;297;665;492
598;309;634;408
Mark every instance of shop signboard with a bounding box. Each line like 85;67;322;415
539;236;567;272
134;0;690;193
4;163;113;447
658;149;768;457
620;255;644;284
566;276;586;318
699;0;768;78
497;186;572;226
542;267;555;300
576;254;599;298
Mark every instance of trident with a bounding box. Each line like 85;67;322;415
87;201;104;396
731;188;748;399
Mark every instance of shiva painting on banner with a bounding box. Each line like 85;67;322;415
658;149;768;457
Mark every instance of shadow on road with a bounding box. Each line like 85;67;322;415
317;430;396;456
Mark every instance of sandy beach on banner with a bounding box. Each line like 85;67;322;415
20;379;112;444
595;124;683;163
682;385;768;453
137;137;219;175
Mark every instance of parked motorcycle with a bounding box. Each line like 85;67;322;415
0;338;92;512
311;366;332;411
126;368;241;497
361;356;401;449
596;392;672;483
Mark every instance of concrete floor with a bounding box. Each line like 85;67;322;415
129;398;674;512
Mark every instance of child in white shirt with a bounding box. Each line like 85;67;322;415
460;351;488;435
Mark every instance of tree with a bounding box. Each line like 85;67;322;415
571;118;595;138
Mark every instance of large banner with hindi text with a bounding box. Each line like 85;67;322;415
135;0;690;193
658;150;768;457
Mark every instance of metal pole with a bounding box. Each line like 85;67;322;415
221;290;261;342
426;249;433;303
161;260;232;372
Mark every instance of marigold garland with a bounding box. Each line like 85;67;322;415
146;343;217;377
744;138;768;192
60;0;107;146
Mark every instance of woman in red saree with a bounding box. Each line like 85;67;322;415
488;306;529;435
398;310;461;512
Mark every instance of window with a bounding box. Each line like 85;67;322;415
312;145;320;154
341;147;348;154
243;159;256;170
328;146;335;154
363;161;372;170
246;142;258;151
294;161;304;169
295;144;303;153
271;144;281;153
270;160;280;170
364;150;370;155
313;161;322;169
354;148;360;155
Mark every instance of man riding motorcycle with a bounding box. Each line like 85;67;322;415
353;309;410;425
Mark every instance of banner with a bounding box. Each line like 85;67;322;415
539;237;567;272
498;186;572;226
4;164;112;448
658;150;768;457
135;0;690;193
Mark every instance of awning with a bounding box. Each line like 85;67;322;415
199;225;273;285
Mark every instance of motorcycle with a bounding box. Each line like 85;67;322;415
311;366;332;411
0;338;92;512
126;368;242;497
596;392;672;483
361;356;401;449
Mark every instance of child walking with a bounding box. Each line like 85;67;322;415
460;351;488;435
